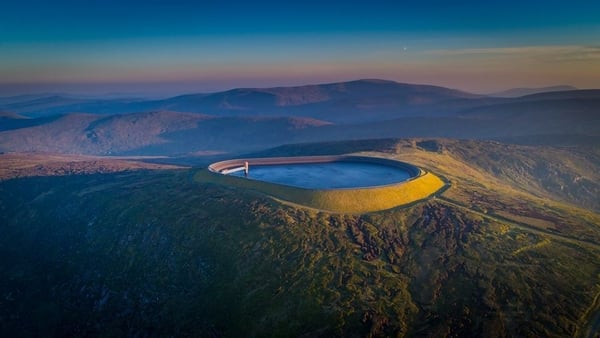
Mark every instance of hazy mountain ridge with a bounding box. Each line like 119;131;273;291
0;112;200;154
0;100;597;155
511;89;600;102
295;99;599;147
0;111;332;155
489;85;578;97
0;111;26;119
0;80;590;122
0;95;150;118
141;79;484;122
0;111;32;132
0;79;536;120
0;79;597;155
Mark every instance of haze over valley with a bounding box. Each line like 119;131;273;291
1;79;598;157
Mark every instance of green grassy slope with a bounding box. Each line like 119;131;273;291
1;152;599;337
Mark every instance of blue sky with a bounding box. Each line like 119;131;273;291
1;0;599;96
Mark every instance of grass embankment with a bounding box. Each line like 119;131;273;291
194;169;445;213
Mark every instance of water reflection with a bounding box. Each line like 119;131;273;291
229;162;412;189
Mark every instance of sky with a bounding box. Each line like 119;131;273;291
1;0;599;97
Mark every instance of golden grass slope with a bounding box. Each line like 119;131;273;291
195;167;445;214
359;139;600;240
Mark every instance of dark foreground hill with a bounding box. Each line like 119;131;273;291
1;139;598;337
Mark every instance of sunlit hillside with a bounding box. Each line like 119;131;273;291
1;138;598;337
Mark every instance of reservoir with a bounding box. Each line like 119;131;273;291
228;161;413;189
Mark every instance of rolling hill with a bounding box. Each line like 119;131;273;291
333;97;600;141
0;80;597;156
0;111;53;132
151;79;484;122
0;111;332;155
2;80;594;125
489;85;577;97
0;152;182;180
2;79;487;121
0;95;150;118
0;138;598;337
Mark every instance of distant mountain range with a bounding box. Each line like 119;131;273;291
0;80;585;120
0;79;485;121
0;79;597;155
488;85;577;98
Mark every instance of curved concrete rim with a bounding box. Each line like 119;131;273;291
208;155;422;190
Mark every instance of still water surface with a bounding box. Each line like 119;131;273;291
230;162;412;189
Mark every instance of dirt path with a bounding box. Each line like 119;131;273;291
436;196;600;251
575;287;600;338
